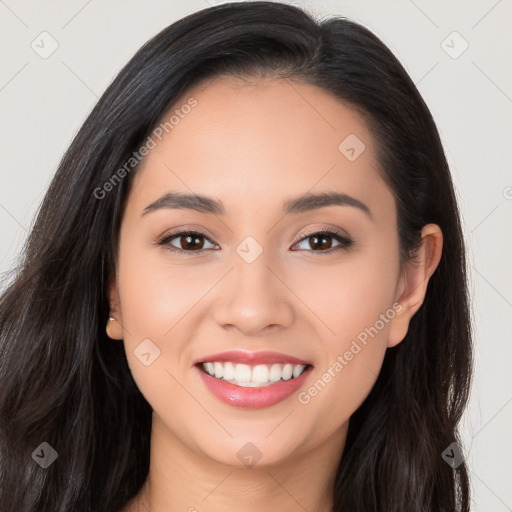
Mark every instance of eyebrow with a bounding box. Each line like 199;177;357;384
141;191;373;219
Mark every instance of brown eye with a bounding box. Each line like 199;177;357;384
292;230;353;253
158;231;217;253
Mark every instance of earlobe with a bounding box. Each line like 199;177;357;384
106;273;124;340
386;224;443;348
106;316;123;340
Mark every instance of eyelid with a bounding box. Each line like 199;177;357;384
155;224;215;244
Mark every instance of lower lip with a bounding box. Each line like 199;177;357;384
196;365;313;409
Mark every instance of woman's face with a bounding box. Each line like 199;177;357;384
109;76;422;467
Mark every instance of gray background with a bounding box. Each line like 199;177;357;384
1;1;511;510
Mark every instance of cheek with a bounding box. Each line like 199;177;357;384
115;241;180;391
117;238;205;337
291;241;399;342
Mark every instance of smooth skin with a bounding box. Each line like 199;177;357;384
107;76;443;512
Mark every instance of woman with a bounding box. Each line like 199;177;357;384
0;2;472;511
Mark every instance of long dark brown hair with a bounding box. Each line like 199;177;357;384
0;2;472;511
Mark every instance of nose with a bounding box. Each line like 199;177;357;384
212;249;295;337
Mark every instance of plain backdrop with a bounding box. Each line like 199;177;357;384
0;1;511;510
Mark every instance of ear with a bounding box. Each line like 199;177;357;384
106;271;124;340
387;224;443;348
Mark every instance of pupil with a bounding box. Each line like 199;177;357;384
312;235;330;250
183;235;202;250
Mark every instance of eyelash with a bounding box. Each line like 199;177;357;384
156;228;354;255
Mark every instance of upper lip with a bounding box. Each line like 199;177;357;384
194;350;312;366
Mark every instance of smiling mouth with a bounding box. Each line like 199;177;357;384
197;361;312;388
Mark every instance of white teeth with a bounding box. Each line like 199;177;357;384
201;361;308;387
252;364;269;383
223;361;235;380
293;364;305;378
234;363;251;383
282;363;293;380
269;364;282;382
214;362;224;379
204;362;215;375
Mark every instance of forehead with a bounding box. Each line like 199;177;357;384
127;76;394;222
